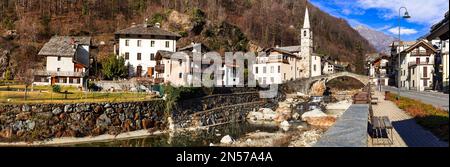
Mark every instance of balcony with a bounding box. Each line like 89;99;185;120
268;55;289;64
410;50;429;56
408;61;433;67
155;64;165;73
153;78;164;84
34;70;86;77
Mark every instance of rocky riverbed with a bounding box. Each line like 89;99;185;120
216;93;352;147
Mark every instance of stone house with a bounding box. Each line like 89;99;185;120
33;36;91;89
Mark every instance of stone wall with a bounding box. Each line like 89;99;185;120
173;91;281;128
0;88;284;142
0;100;165;142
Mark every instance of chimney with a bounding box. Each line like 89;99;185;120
144;18;149;28
155;22;160;28
70;37;77;49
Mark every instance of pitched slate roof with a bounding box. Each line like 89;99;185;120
401;40;437;54
178;43;211;52
38;36;91;57
115;24;181;38
277;45;301;53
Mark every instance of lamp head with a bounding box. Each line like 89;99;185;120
403;11;411;19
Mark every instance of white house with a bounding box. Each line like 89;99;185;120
366;53;390;86
155;43;236;87
311;53;322;77
34;36;90;88
254;48;301;84
398;40;437;91
115;22;181;78
442;39;449;91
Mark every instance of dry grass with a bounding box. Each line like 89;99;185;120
387;92;449;141
0;85;156;104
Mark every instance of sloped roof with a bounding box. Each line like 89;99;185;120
178;43;211;52
115;24;181;38
264;47;297;57
401;40;437;54
277;45;301;53
38;36;91;56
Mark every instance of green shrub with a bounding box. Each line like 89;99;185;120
52;85;61;93
179;31;188;37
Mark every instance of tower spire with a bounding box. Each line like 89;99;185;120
303;7;310;29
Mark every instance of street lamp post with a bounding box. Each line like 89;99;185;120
397;7;411;100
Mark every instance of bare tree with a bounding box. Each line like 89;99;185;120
16;68;34;100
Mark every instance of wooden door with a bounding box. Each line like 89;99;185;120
136;66;142;77
148;67;153;77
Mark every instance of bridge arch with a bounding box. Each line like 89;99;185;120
305;72;369;94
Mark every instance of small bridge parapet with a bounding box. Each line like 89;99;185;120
282;72;369;94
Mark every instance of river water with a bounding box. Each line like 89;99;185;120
65;99;348;147
68;121;280;147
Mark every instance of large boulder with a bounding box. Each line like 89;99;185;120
247;108;277;121
303;116;337;127
301;109;327;121
220;135;234;144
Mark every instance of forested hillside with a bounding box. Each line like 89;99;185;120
0;0;375;79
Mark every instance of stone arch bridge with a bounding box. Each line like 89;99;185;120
282;72;370;94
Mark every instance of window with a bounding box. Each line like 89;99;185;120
178;59;182;65
424;79;428;87
270;66;274;73
137;40;141;47
284;73;286;80
150;41;155;47
150;53;155;60
416;58;420;64
423;67;428;78
165;41;170;48
263;67;266;73
313;65;316;71
179;73;182;78
412;80;415;87
271;77;274;83
125;40;129;46
278;66;281;73
412;68;415;75
255;67;258;74
57;68;61;72
426;57;429;63
303;30;307;37
57;56;61;61
137;53;141;60
125;52;129;60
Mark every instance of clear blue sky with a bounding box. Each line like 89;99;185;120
310;0;449;41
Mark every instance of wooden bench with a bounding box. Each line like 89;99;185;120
369;105;393;145
371;97;379;105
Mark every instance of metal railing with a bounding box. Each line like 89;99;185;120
408;60;433;67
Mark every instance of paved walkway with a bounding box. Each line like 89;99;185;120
368;91;448;147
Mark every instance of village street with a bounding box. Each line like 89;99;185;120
382;86;449;111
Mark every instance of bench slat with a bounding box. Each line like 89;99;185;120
381;116;392;129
